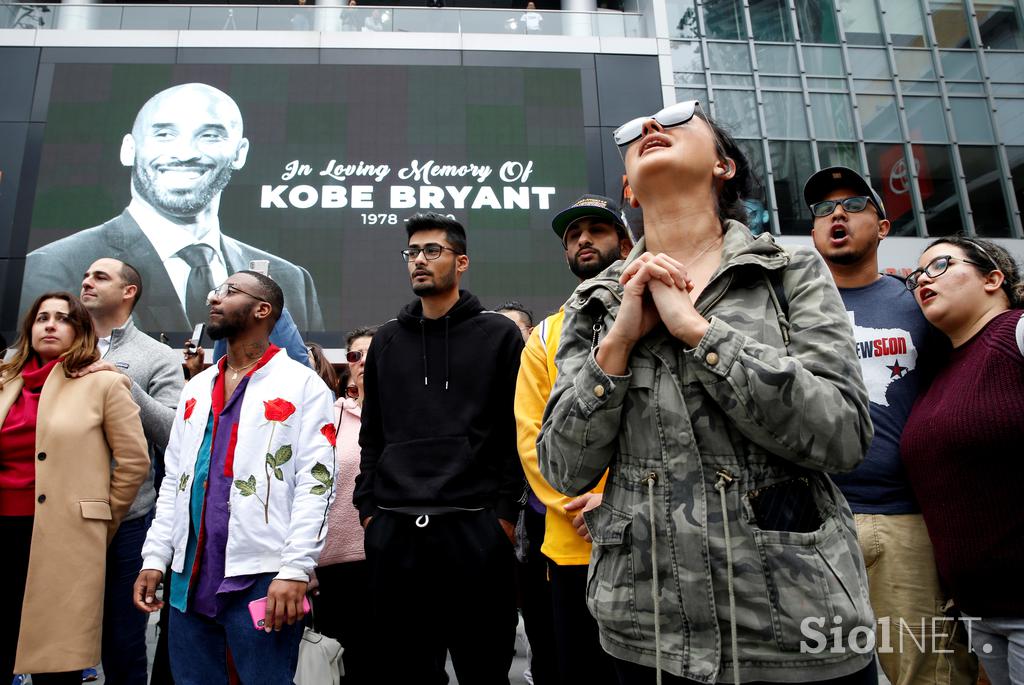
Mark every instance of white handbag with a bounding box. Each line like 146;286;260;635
293;626;344;685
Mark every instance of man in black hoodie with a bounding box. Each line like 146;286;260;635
354;213;526;684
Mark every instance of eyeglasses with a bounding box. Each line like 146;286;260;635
206;283;269;304
345;350;364;364
905;255;988;291
613;100;701;148
400;244;462;262
809;196;877;218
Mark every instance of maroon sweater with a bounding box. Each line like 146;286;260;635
901;309;1024;618
0;357;59;517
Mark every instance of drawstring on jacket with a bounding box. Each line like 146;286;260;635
418;317;452;391
715;469;740;685
646;472;662;685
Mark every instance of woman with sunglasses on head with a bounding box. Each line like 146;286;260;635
537;101;876;685
0;292;149;684
312;326;377;683
900;237;1024;685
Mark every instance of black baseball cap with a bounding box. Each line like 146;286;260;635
551;194;626;243
803;166;887;220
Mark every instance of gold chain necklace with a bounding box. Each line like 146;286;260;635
226;358;260;381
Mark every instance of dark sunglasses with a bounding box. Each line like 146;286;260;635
345;384;359;400
809;196;877;218
613;100;701;148
346;350;363;364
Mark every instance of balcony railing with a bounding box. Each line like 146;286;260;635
1;2;645;37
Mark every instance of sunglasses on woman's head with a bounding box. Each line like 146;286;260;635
613;100;702;148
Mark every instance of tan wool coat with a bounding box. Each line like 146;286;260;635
0;364;149;674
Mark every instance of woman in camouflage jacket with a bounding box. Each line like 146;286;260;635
537;102;877;684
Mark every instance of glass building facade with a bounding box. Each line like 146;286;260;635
665;0;1024;237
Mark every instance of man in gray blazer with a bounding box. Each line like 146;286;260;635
21;82;324;334
76;257;185;685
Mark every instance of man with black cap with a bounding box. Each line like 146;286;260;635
804;168;974;685
515;194;631;684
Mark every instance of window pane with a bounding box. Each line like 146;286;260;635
948;82;985;94
674;72;707;86
702;0;745;39
865;143;919;234
848;48;890;78
905;96;948;142
976;0;1024;50
770;140;816;233
714;90;761;137
950;98;995;144
672;41;704;72
748;0;793;41
756;44;799;74
884;2;929;47
760;76;803;89
1007;146;1024;226
807;77;848;91
996;99;1024;145
929;0;973;48
859;94;902;141
763;91;809;138
854;79;894;94
903;81;940;94
940;50;980;80
837;0;884;45
735;140;772;234
676;87;709;106
796;0;840;43
708;42;752;72
819;141;860;169
960;146;1011;236
992;83;1024;96
894;49;936;79
912;144;964;235
987;53;1024;83
803;46;844;75
712;73;756;87
811;93;857;140
669;0;699;38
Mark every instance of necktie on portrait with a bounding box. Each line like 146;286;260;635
176;243;217;327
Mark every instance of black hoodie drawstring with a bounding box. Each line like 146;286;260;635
420;319;428;386
419;317;451;392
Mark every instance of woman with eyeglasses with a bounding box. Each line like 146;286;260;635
0;292;149;683
312;326;377;683
537;100;876;685
900;237;1024;685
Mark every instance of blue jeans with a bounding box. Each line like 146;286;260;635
970;618;1024;685
168;574;303;685
102;514;152;685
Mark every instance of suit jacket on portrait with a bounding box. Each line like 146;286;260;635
21;211;325;334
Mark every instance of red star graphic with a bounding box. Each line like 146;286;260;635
887;359;908;378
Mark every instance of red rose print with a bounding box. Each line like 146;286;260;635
320;423;337;448
264;398;296;423
183;398;197;421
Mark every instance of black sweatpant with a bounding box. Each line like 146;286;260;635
364;509;518;685
0;516;81;685
312;560;374;684
549;562;617;684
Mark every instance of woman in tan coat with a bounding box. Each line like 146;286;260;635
0;291;149;683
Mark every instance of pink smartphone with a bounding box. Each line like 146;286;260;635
247;595;311;630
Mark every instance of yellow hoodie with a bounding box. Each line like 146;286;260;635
514;309;605;565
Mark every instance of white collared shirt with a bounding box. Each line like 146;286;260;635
127;199;230;311
98;335;112;358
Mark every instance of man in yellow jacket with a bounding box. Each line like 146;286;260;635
515;194;632;683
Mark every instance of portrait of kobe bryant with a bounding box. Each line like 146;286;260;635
20;82;324;333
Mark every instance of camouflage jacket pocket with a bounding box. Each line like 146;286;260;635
585;505;643;642
749;513;865;652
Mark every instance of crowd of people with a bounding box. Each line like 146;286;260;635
1;99;1022;685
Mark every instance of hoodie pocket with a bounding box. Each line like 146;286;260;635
376;436;474;504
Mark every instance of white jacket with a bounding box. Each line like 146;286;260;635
142;349;337;582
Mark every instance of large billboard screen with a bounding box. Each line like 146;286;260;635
22;63;589;339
